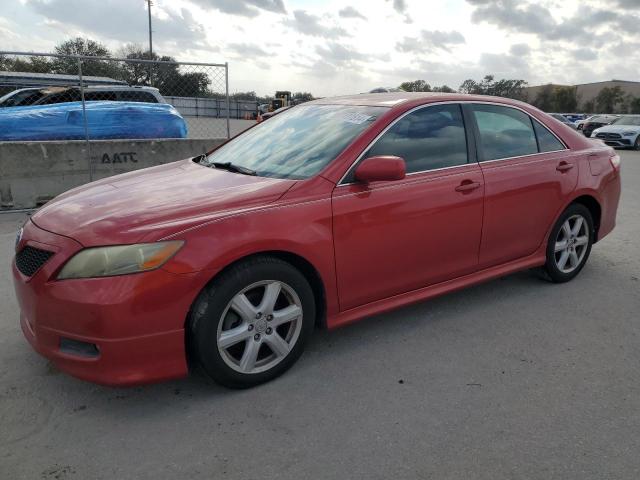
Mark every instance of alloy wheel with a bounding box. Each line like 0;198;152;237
554;214;589;274
216;280;303;374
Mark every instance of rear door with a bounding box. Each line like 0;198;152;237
467;103;579;268
332;103;485;310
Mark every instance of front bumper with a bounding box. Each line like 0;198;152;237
593;134;635;148
12;220;198;386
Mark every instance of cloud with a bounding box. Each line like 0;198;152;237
571;49;598;61
315;42;371;64
227;43;272;56
187;0;286;17
388;0;407;14
466;0;638;44
386;0;412;23
509;43;531;56
479;52;529;77
26;0;206;48
396;30;465;53
613;0;640;6
284;10;349;38
339;6;366;20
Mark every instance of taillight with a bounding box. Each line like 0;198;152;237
609;153;621;171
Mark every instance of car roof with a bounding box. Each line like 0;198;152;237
83;85;159;91
6;85;158;93
308;92;530;109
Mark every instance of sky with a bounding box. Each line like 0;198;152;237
1;0;639;96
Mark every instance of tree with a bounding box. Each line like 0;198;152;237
432;85;455;93
583;100;595;113
399;80;431;92
489;78;528;100
553;86;578;112
458;75;528;100
595;86;625;114
51;37;115;77
292;92;314;103
533;85;555;111
458;79;479;94
630;97;640;114
397;81;454;93
115;45;210;97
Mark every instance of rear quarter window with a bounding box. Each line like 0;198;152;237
533;119;565;152
471;104;538;161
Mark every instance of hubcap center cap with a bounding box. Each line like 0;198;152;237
254;318;268;334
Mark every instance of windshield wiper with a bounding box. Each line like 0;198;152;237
211;161;257;176
193;155;257;176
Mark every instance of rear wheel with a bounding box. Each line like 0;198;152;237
188;256;315;388
539;204;594;283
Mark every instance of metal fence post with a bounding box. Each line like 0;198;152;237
77;58;93;182
225;62;230;138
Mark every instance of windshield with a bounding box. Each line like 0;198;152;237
611;116;640;126
203;104;388;179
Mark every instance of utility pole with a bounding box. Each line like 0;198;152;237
147;0;153;86
147;0;153;58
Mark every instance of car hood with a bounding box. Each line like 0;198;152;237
31;159;296;246
593;124;640;134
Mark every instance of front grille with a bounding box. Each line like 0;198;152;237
597;133;622;140
15;246;54;277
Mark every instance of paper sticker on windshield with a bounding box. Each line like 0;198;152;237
342;112;374;124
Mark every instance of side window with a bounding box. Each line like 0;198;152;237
38;90;81;105
533;119;565;152
119;91;158;103
365;104;468;174
84;91;117;101
471;104;538;161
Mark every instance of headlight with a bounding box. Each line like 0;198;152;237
622;131;636;136
57;241;184;279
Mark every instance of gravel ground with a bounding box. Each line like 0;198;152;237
1;150;639;480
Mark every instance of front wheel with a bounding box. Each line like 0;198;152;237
539;204;594;283
634;135;640;151
188;256;315;388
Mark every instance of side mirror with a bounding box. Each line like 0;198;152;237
354;156;406;183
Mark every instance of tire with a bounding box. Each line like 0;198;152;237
188;256;315;389
539;203;594;283
634;135;640;151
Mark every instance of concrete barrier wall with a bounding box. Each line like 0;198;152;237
0;138;226;209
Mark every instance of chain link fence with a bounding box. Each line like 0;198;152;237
0;52;257;210
0;51;232;140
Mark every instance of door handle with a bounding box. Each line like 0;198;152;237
556;162;574;172
455;181;481;193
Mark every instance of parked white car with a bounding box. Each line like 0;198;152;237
591;115;640;149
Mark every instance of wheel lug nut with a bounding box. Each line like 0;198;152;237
267;314;273;321
256;312;262;319
266;327;272;334
248;324;254;331
254;334;260;341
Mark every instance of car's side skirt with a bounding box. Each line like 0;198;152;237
327;250;547;329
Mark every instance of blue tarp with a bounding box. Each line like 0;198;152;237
0;101;188;141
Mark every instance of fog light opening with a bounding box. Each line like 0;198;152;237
59;337;100;358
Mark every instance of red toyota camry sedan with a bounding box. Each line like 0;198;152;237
12;93;621;388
